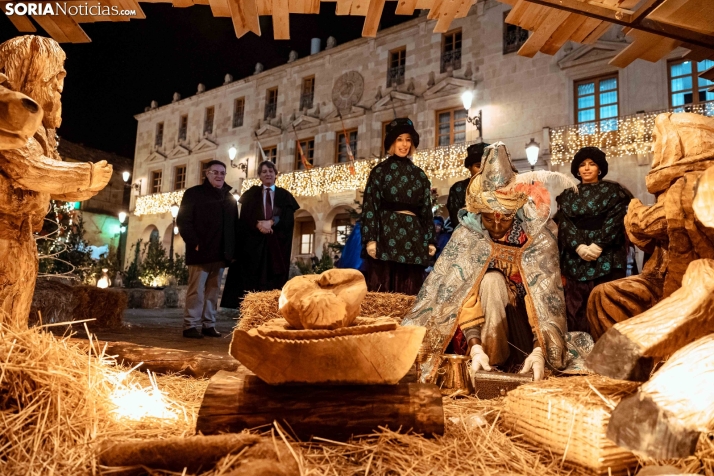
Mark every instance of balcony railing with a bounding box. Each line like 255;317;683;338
441;49;461;73
387;65;405;88
549;100;714;165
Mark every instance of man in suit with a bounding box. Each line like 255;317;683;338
221;160;300;308
177;160;238;338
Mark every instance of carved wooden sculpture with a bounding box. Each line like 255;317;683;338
278;268;367;329
0;36;112;328
693;165;714;227
587;113;714;340
586;259;714;380
607;334;714;459
0;74;43;150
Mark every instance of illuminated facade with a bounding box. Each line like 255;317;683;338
127;0;712;261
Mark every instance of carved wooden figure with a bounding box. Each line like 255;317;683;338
587;113;714;339
0;74;43;150
607;334;714;459
586;259;714;381
0;36;112;328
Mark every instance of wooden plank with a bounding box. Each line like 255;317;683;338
415;0;432;10
349;0;370;16
208;0;231;17
172;0;194;7
517;9;570;58
541;12;588;54
581;19;611;43
648;0;714;36
362;0;386;36
227;0;261;37
454;0;473;18
306;0;320;13
32;15;70;42
395;0;419;15
518;3;552;31
272;0;290;39
52;14;91;42
682;44;714;61
639;36;681;62
433;0;466;33
288;0;306;13
256;0;271;15
570;17;603;43
504;0;530;25
426;0;445;19
608;32;656;67
5;14;36;32
335;0;353;15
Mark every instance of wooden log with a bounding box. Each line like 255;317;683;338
71;339;241;378
607;334;714;459
586;259;714;381
98;434;261;474
196;370;444;440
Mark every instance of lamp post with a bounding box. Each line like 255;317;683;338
525;138;540;171
122;171;131;184
118;211;127;268
169;203;179;265
461;91;483;141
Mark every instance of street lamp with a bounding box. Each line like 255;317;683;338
118;211;127;225
117;211;128;269
525;138;540;171
169;203;179;265
461;90;483;140
122;171;131;183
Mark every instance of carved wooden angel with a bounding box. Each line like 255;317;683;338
0;36;113;328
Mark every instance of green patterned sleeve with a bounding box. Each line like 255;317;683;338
418;175;436;246
592;191;629;248
361;168;381;245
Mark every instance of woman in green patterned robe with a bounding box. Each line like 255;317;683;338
556;147;632;334
361;118;436;295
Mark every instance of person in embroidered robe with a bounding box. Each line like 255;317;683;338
361;118;435;295
555;147;632;334
402;143;593;383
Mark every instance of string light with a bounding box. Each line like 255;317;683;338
134;190;185;216
550;103;714;165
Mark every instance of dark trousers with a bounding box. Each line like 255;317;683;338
364;257;426;296
564;269;626;333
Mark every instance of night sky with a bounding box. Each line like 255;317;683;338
0;5;418;158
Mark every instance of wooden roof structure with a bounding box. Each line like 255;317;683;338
2;0;475;43
499;0;714;71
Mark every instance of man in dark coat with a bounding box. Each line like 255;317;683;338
221;160;300;308
177;160;238;338
446;142;490;228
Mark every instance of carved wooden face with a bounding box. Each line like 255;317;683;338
0;77;43;149
34;67;66;129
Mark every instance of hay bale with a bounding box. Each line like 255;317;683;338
30;280;126;328
503;375;641;475
237;290;415;331
121;288;165;309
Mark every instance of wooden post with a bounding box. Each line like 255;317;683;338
196;370;444;440
586;259;714;381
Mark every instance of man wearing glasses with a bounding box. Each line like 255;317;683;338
177;160;238;338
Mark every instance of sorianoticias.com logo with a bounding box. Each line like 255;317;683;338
4;2;137;16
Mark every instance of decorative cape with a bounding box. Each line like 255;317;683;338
402;142;590;382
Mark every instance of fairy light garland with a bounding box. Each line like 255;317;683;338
134;190;185;217
550;103;714;165
242;141;477;197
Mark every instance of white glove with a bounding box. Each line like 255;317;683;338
469;344;491;373
520;347;545;381
428;244;436;256
366;241;377;259
576;244;597;261
588;243;602;259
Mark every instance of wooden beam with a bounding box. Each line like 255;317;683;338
569;16;602;43
335;0;353;15
172;0;194;7
521;0;714;50
639;36;681;62
362;0;386;37
683;44;714;61
208;0;231;17
433;0;465;32
256;0;272;15
52;14;91;42
504;0;530;25
454;0;473;18
701;65;714;82
517;9;570;58
227;0;260;37
349;0;370;16
272;0;290;39
5;14;36;32
581;18;611;43
541;12;588;55
32;15;70;42
630;0;665;23
395;0;419;15
609;31;659;67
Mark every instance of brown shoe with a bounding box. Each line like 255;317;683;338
183;327;204;339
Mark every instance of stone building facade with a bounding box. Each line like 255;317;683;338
126;0;713;264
